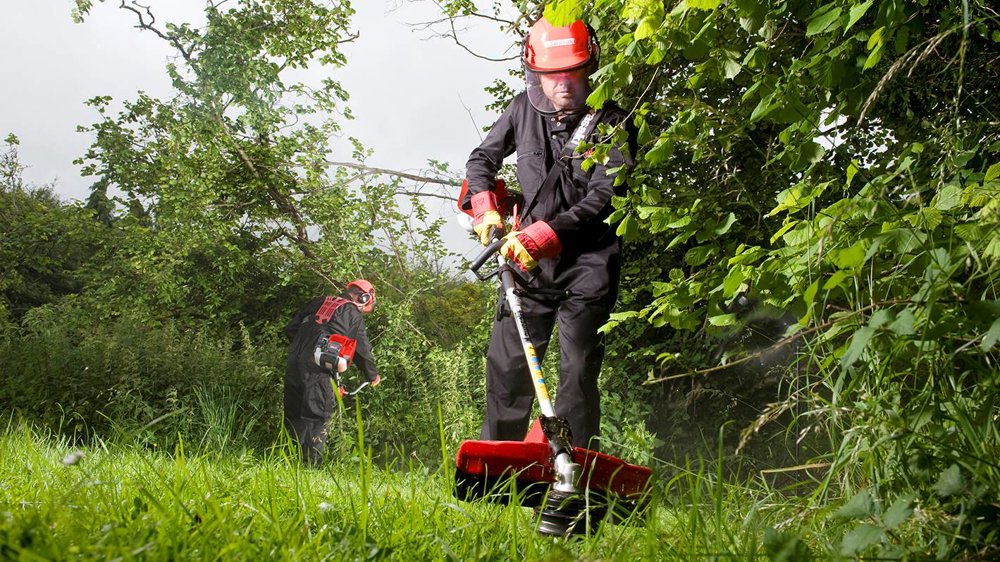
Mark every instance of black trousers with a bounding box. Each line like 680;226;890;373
284;369;334;466
480;247;620;449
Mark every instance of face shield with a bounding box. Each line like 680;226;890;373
525;66;591;116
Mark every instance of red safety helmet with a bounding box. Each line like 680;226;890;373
523;17;598;115
346;279;376;313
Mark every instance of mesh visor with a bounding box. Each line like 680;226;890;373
525;66;591;116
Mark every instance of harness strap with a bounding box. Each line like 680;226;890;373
518;110;600;225
314;296;351;325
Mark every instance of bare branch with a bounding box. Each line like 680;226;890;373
119;0;195;61
403;1;522;62
447;16;519;62
457;94;484;142
393;189;457;202
325;160;461;187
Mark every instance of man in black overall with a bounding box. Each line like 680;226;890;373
460;16;635;450
283;280;381;465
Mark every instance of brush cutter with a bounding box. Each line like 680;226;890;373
452;236;653;537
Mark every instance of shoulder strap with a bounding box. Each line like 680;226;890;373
314;296;351;325
518;110;600;224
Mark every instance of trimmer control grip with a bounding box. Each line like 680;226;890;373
470;237;506;281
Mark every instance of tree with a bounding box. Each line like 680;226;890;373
0;135;101;322
71;1;462;328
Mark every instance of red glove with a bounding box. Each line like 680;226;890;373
501;221;562;272
471;191;503;245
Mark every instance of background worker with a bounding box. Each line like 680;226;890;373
283;279;381;465
460;16;635;450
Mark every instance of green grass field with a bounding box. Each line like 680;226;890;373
1;423;808;561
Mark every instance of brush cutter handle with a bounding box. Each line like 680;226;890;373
341;381;370;396
470;237;506;281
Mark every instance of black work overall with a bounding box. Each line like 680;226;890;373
462;93;634;449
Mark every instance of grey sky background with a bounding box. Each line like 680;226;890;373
1;1;520;259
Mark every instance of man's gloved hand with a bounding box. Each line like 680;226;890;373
471;191;504;245
501;221;562;273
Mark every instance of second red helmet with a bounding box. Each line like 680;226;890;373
346;279;376;313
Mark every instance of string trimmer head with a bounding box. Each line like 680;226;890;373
454;418;652;534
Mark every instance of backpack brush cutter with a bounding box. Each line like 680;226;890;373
452;236;653;537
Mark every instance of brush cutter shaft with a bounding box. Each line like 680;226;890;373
498;254;555;418
496;253;580;491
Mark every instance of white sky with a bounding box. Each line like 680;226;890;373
0;0;520;258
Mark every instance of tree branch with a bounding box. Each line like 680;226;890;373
325;160;461;186
118;0;195;61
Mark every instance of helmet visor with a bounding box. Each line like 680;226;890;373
526;66;591;116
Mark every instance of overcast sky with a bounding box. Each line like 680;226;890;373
1;1;519;258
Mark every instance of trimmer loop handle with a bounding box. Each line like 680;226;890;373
470;237;506;281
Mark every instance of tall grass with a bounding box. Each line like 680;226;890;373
8;410;978;561
1;416;824;561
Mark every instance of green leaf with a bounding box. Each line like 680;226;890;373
770;220;799;244
769;181;829;217
882;495;914;530
542;0;584;26
665;215;692;229
606;207;628;225
635;16;659;40
867;27;885;51
723;57;742;80
846;160;860;187
723;266;747;297
668;230;694;250
840;524;885;556
616;214;638;240
842;326;875;368
644;136;674;165
708;313;737;326
823;270;851;291
868;308;893;329
955;222;984;242
687;0;721;9
714;213;737;235
803;278;820;306
863;42;884;70
829;241;867;269
888;309;916;336
985;162;1000;183
933;464;964;497
788;141;826;171
834;489;874;520
749;93;778;123
933;185;963;211
587;81;612;110
684;245;715;266
806;6;843;37
846;0;874;32
982;318;1000;352
904;207;943;230
599;310;640;334
637;119;654;145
